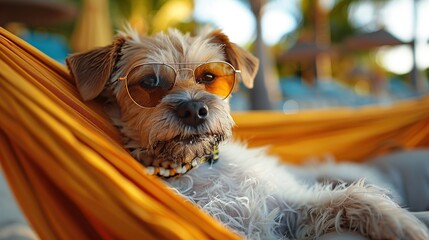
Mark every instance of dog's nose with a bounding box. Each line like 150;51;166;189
176;101;209;126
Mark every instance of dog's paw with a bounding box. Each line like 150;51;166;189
297;182;429;240
340;184;429;240
381;209;429;240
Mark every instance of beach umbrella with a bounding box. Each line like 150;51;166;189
279;41;333;62
344;28;407;51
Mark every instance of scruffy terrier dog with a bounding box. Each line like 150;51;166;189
67;28;428;239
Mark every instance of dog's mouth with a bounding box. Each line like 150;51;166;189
132;133;225;177
154;133;225;147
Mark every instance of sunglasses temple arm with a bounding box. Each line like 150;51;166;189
235;70;243;83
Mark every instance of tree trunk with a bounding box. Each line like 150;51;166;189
249;0;272;110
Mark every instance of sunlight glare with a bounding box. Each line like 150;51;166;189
262;4;297;45
193;0;255;46
376;45;413;75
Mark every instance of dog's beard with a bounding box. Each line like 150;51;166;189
123;120;231;176
131;131;228;177
149;133;225;162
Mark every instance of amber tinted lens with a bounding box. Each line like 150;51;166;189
194;62;236;99
126;64;176;107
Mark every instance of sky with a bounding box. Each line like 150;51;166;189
194;0;299;45
193;0;429;75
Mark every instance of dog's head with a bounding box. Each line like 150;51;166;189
66;28;259;177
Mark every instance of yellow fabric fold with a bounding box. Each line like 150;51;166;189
232;98;429;164
0;27;239;240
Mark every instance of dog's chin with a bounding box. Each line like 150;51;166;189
138;133;226;177
156;134;221;156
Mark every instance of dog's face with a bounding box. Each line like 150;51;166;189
66;28;259;177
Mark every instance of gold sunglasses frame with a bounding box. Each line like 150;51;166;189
118;61;242;108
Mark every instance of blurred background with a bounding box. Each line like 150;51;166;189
1;0;429;111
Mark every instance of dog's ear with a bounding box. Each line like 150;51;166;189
208;30;259;89
66;37;126;101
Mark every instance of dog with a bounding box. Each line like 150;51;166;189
66;27;429;239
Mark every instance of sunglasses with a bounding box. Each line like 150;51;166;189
118;61;241;108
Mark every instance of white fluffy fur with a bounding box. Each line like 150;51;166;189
168;142;429;239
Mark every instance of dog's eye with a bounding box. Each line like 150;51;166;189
197;72;216;84
139;75;159;89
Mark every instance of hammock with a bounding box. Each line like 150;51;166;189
1;27;429;239
233;98;429;164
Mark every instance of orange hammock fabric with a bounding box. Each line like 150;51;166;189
1;27;429;239
233;99;429;164
0;28;239;239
